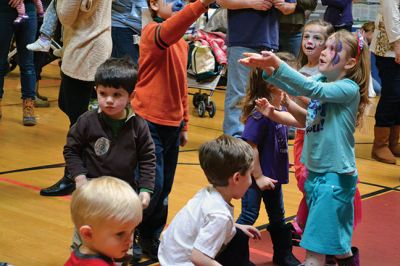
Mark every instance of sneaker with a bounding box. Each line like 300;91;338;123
26;38;51;52
34;96;50;108
53;48;63;58
140;238;160;261
13;15;28;24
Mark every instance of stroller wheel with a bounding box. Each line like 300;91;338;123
192;92;201;107
208;101;216;118
197;101;206;117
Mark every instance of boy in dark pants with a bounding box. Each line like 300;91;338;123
64;57;155;210
131;0;214;260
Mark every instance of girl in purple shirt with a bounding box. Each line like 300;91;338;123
236;53;300;266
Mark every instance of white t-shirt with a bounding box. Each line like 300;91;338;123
158;186;236;266
299;65;320;77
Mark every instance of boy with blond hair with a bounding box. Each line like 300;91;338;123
158;135;261;265
65;176;142;265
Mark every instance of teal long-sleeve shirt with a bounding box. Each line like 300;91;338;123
263;62;360;174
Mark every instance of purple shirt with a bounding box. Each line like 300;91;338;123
241;111;289;184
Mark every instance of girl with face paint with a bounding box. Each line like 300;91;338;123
238;29;371;266
289;20;335;234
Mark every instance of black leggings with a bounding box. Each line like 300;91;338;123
58;72;94;126
375;55;400;127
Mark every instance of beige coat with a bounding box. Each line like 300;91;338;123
57;0;113;81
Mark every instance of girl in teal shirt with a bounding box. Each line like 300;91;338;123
239;30;370;266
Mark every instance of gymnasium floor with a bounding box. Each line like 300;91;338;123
0;62;399;265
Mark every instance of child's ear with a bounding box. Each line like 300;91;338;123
344;57;357;70
79;225;93;241
149;0;160;12
232;172;241;184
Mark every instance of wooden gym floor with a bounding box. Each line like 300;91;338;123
0;62;399;265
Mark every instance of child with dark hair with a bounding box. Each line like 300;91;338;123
64;57;155;209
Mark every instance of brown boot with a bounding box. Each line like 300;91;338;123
371;127;396;164
22;98;37;126
389;125;400;157
0;98;2;119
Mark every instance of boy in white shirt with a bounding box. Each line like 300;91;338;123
158;135;261;266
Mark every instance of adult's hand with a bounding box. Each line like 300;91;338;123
251;0;274;11
8;0;23;8
394;40;400;64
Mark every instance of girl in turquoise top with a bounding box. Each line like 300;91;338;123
239;30;370;266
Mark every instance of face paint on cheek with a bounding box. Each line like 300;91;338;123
165;0;185;12
332;40;343;66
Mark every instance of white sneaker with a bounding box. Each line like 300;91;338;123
26;38;51;52
53;48;63;58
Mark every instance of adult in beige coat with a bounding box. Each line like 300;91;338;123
40;0;113;196
370;0;400;164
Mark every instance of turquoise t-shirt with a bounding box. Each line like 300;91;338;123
263;62;360;174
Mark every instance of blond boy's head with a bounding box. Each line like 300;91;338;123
70;176;142;258
71;176;142;228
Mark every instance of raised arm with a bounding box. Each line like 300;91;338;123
255;98;304;128
239;51;359;103
281;94;307;127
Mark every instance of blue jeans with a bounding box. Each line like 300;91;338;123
0;6;37;99
237;178;285;227
279;31;302;57
374;55;400;126
40;0;58;37
111;27;139;65
139;121;182;240
224;46;264;137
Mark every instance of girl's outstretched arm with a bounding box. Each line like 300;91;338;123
281;94;307;127
255;98;304;128
239;51;281;75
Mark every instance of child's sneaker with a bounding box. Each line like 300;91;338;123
13;15;29;24
26;38;51;52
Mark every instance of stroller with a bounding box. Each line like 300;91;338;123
187;7;227;118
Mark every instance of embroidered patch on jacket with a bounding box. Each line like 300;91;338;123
94;137;110;156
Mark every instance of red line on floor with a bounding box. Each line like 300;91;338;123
0;177;71;201
249;247;273;259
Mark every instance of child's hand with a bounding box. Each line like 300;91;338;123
75;175;88;188
139;191;151;209
394;40;400;64
255;98;275;117
255;175;277;190
180;130;188;147
239;51;281;70
235;224;262;240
